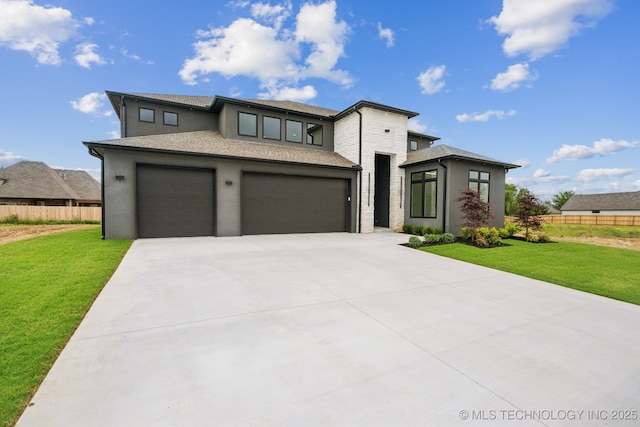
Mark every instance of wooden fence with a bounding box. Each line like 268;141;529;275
506;215;640;226
0;205;101;222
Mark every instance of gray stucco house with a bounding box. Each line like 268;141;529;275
84;91;518;239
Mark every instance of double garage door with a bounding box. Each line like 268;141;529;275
136;165;349;238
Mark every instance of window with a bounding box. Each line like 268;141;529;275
410;140;418;151
410;170;437;218
163;111;178;126
238;112;257;136
263;116;281;140
286;120;303;143
139;108;154;123
307;123;323;145
468;170;490;203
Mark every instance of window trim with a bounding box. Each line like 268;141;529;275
285;119;303;143
238;112;258;137
468;170;490;203
262;115;281;140
163;111;178;126
410;170;438;218
139;108;155;123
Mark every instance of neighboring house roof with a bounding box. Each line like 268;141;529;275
85;130;360;170
562;191;640;211
400;144;521;169
0;161;100;201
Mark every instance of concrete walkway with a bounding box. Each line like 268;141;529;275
18;233;640;426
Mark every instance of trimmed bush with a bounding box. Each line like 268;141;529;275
402;223;414;234
499;222;517;238
442;233;456;244
474;227;502;248
432;227;443;235
413;225;424;236
423;234;442;244
460;227;472;240
422;226;433;235
408;236;423;248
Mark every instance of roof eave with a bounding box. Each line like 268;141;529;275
400;155;521;169
335;100;420;120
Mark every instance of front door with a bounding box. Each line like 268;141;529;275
374;154;390;227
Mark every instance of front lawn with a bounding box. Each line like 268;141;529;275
0;227;131;427
421;239;640;305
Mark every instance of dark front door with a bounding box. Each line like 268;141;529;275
374;154;390;227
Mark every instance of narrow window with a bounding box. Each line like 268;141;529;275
307;123;323;146
469;170;490;202
163;111;178;126
263;116;281;140
410;140;418;151
238;112;257;137
139;108;154;123
410;170;437;218
286;120;303;143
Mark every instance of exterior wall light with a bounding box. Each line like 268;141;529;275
115;175;125;181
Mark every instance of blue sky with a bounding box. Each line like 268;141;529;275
1;0;638;199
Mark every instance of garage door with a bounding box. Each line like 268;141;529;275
137;165;215;238
242;172;349;235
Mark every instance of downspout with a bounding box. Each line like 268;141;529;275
120;95;127;137
437;159;447;233
356;108;363;233
88;147;105;239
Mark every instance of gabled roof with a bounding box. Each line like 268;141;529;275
0;161;100;201
85;130;360;170
400;144;520;169
562;191;640;211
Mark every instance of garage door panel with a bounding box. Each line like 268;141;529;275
137;165;215;238
242;173;348;235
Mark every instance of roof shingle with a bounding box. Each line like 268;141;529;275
562;191;640;211
401;144;520;169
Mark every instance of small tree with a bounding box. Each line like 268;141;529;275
551;190;575;211
456;188;492;242
515;190;546;240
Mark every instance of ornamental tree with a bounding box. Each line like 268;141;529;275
515;190;546;240
456;188;492;242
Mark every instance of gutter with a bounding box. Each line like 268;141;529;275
87;147;105;239
437;159;447;233
121;95;127;137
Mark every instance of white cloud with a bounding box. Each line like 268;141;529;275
258;84;317;102
408;118;428;134
490;62;536;92
179;0;352;99
107;129;120;139
533;168;550;178
70;92;112;117
576;168;634;182
417;65;446;95
84;17;95;26
512;158;531;168
633;180;640;188
74;42;105;69
456;109;516;123
0;0;79;65
488;0;613;60
0;148;25;167
546;138;640;163
377;22;394;47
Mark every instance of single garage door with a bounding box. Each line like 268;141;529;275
242;172;349;235
137;165;215;238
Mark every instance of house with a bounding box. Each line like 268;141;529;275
84;91;518;239
0;161;101;207
561;191;640;215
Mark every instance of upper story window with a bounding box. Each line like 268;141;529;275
238;112;257;137
263;116;281;140
411;170;437;218
410;140;418;151
307;123;323;146
163;111;178;126
469;170;490;202
286;120;303;143
139;108;154;123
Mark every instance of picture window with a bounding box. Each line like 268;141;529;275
139;108;154;123
286;120;303;143
163;111;178;126
263;116;281;140
238;112;257;137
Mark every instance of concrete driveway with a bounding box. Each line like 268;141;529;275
18;232;640;426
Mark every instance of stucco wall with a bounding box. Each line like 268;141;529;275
101;148;357;239
122;100;217;137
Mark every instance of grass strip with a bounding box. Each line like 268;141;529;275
421;239;640;305
0;227;131;427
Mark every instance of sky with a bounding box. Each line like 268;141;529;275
0;0;638;200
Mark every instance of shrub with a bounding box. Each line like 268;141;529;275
460;227;472;240
422;226;433;235
442;233;456;244
402;224;413;234
432;227;443;235
456;188;493;242
1;214;20;224
408;236;423;248
423;234;442;244
499;222;517;238
413;225;424;236
514;190;546;240
475;227;502;247
527;233;551;243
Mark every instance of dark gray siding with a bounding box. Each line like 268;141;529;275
123;100;217;137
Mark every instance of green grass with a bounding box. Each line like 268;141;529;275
0;227;131;427
421;239;640;305
542;223;640;239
